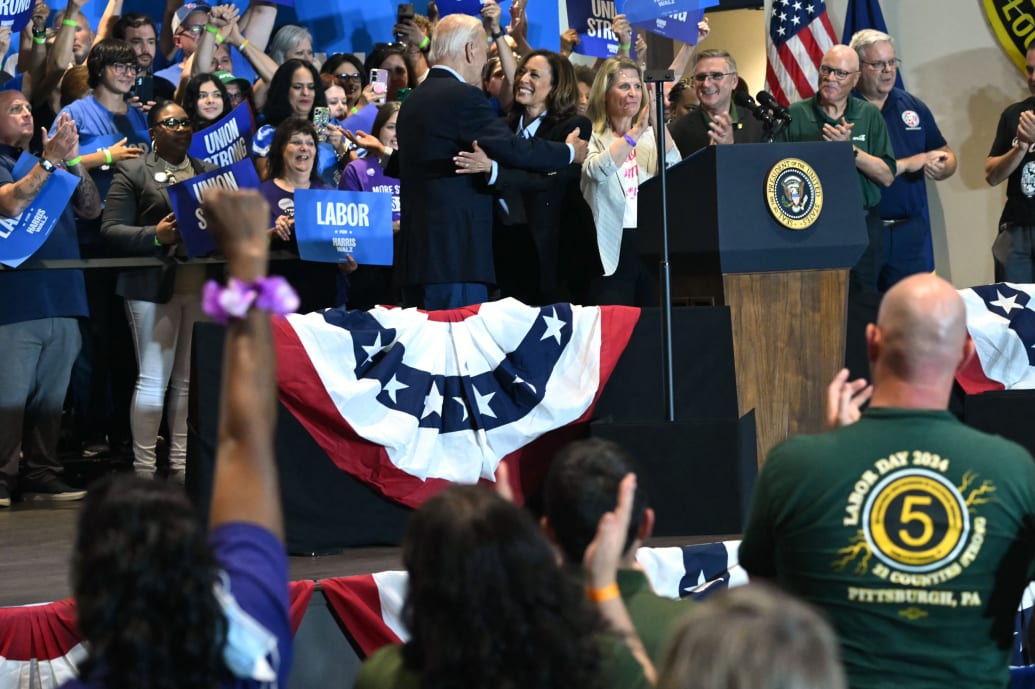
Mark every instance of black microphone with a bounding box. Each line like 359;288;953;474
756;91;792;121
733;91;771;122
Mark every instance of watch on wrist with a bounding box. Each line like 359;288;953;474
40;158;56;173
31;27;46;38
491;28;506;40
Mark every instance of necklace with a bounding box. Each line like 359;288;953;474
153;156;192;184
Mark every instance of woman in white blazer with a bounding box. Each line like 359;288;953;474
580;57;680;306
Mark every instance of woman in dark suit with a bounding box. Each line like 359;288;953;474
101;101;216;481
455;50;593;305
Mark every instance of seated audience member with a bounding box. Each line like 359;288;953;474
668;49;764;157
180;71;231;132
101;100;217;482
581;57;680;306
0;93;100;507
543;438;691;661
251;58;325;179
111;13;176;100
658;584;847;689
261;117;343;312
455;49;591;305
59;189;293;689
740;273;1035;689
353;484;649;689
340;102;400;309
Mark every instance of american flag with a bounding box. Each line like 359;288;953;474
956;283;1035;394
766;0;838;106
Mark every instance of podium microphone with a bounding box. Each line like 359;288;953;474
733;91;771;122
756;91;792;121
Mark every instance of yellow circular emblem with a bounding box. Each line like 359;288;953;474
863;469;969;573
765;158;823;230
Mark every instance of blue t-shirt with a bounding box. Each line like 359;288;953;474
57;522;293;689
154;62;184;89
0;144;87;325
53;96;149;200
868;88;948;220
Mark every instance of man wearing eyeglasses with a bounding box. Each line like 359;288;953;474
985;44;1035;283
849;30;956;293
780;44;896;381
668;49;764;157
155;2;211;90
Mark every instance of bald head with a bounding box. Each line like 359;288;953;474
817;45;860;107
870;274;969;385
428;13;486;85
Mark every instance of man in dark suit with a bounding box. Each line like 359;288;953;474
392;13;587;310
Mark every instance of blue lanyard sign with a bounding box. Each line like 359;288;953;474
0;154;80;268
166;158;261;257
294;188;393;266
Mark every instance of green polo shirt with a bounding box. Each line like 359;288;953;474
781;95;896;209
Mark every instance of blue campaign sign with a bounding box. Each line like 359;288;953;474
294;188;393;266
623;0;715;25
630;7;708;44
569;0;624;58
0;155;80;268
340;103;377;137
0;0;33;32
166;159;262;257
188;102;255;167
438;0;484;17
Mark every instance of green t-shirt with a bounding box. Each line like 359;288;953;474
781;95;896;209
740;408;1035;689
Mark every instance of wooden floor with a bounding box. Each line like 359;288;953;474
0;499;405;607
0;495;718;607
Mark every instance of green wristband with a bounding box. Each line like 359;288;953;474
103;148;113;165
419;35;430;50
65;155;81;167
619;42;631;51
61;19;78;27
32;36;45;44
154;235;161;247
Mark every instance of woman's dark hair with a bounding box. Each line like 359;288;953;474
179;73;231;130
668;78;691;107
507;49;579;130
86;38;137;89
401;485;605;689
262;59;326;127
322;52;367;88
267;117;321;184
371;101;401;139
364;43;416;90
72;474;227;689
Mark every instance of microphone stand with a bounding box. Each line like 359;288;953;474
644;68;676;423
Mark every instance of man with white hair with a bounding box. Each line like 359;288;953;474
391;13;588;310
850;29;956;292
741;272;1035;689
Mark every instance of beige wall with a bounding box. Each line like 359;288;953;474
701;0;1022;288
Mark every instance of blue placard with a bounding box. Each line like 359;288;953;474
166;159;262;257
568;0;625;58
438;0;485;17
629;7;708;44
0;0;33;32
0;154;80;268
294;188;393;266
188;102;255;166
340;103;377;137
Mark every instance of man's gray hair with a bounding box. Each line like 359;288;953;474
429;13;483;66
849;29;894;56
691;48;737;74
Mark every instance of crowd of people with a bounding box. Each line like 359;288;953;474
3;2;1035;689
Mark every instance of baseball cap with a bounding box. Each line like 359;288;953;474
171;1;211;34
214;70;250;89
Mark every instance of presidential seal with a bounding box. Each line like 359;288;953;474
765;158;823;230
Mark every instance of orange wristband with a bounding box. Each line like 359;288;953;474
586;582;620;603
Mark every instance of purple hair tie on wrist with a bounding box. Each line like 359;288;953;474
202;276;300;324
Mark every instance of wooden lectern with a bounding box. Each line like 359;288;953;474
639;141;867;464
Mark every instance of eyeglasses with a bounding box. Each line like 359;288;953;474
691;71;735;83
178;24;205;36
336;72;361;82
157;117;191;130
861;58;902;72
109;62;139;75
819;65;858;81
